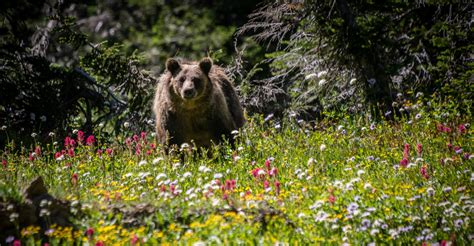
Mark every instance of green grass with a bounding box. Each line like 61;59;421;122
0;102;472;245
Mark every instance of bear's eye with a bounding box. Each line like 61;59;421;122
192;78;201;84
179;77;185;83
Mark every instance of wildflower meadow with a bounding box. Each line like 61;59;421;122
0;98;472;245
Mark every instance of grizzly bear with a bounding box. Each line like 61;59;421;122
153;57;245;150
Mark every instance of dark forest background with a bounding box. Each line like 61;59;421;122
1;0;472;145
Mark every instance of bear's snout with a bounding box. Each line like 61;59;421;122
182;88;197;99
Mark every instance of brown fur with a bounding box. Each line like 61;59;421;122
153;57;245;149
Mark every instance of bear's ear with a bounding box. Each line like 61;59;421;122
166;58;181;76
199;57;213;75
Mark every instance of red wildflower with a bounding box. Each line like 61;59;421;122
86;135;95;146
274;181;281;195
131;234;139;245
29;152;35;161
64;137;76;148
125;137;132;146
141;132;146;140
328;194;336;204
265;159;271;169
68;148;75;157
251;168;261;178
54;152;62;159
403;143;410;158
416;143;422;156
224;179;236;190
135;144;141;155
77;130;84;144
437;124;444;132
35;146;41;156
458;124;467;134
420;165;429;179
150;143;156;150
2;159;6;168
447;143;453;150
97;149;103;157
170;184;176;194
95;241;104;246
263;180;270;189
106;148;113;156
85;227;94;238
268;167;278;177
13;240;21;246
400;158;408;167
72;173;78;186
160;185;166;192
133;134;139;142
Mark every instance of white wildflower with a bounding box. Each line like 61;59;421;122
317;70;328;77
443;186;452;193
155;173;167;180
320;144;327;151
305;73;317;80
318;79;327;86
152;157;164;165
427;187;435;196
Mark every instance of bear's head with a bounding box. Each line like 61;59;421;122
166;57;213;102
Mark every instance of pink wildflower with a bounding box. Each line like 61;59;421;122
35;146;41;156
454;146;462;154
77;130;84;144
328;194;336;204
400;158;408;167
263;180;270;189
447;143;453;150
125;137;132;146
458;124;467;134
86;135;95;146
403;143;410;158
131;234;139;245
54;152;62;159
2;159;6;168
265;159;271;169
106;148;113;156
68;148;75;157
420;165;429;179
135;144;141;155
133;134;139;142
85;228;94;238
274;181;280;195
268;167;278;177
416;143;422;156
